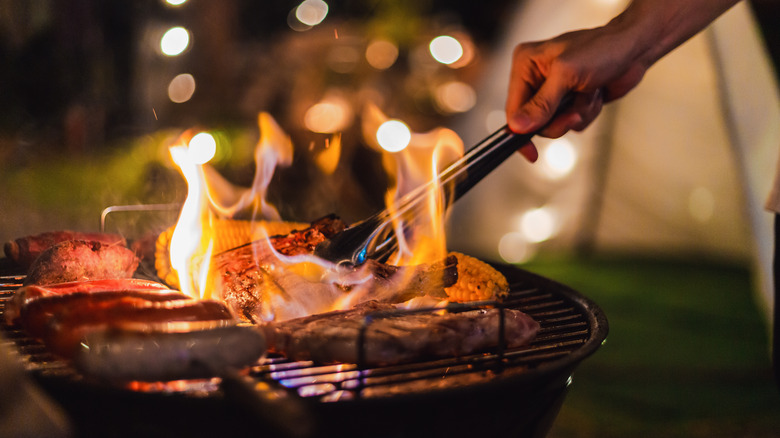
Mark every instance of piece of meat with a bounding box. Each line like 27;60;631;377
24;240;140;286
4;278;169;326
43;299;235;358
74;325;266;382
20;290;189;338
4;231;127;270
214;236;457;323
261;301;540;366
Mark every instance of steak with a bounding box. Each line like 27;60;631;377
261;300;540;366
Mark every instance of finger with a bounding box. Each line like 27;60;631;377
506;45;542;132
516;141;539;163
538;89;604;137
509;76;570;134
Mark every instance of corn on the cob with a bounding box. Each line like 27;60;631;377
155;219;307;289
445;252;509;302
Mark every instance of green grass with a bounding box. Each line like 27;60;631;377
523;256;780;437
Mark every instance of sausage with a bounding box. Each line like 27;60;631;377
24;240;140;286
74;325;266;382
4;278;170;326
43;299;236;358
5;231;126;270
20;290;189;339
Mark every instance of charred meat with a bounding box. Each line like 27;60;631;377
24;240;139;286
261;300;541;366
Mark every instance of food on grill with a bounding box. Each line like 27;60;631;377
155;218;311;288
20;290;190;338
4;230;127;270
214;239;457;323
4;278;170;326
74;325;266;382
24;240;140;286
261;300;540;366
42;298;235;358
444;252;509;302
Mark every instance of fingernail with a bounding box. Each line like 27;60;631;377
509;113;532;133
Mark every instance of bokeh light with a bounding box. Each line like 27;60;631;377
164;0;188;6
434;81;476;113
366;39;399;70
304;96;353;133
295;0;329;26
498;232;536;264
519;207;557;243
376;120;411;153
429;35;463;65
168;73;196;103
160;26;190;56
188;132;217;165
541;138;578;178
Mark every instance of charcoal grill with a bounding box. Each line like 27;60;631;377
0;257;607;438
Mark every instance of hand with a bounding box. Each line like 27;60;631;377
506;25;649;161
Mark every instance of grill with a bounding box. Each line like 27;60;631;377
0;257;607;438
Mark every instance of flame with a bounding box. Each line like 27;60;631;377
361;103;464;266
167;113;294;299
166;104;465;322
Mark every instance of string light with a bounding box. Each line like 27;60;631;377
295;0;329;26
434;81;476;113
519;207;557;243
498;232;535;264
168;73;196;103
160;26;190;56
541;138;578;178
188;132;217;165
366;39;399;70
429;35;463;65
376;120;411;152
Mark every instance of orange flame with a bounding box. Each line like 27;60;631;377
361;103;464;266
167;105;464;320
168;113;293;299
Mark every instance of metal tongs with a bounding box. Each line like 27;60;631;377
313;128;538;267
314;99;572;267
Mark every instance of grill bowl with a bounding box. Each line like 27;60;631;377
0;258;607;438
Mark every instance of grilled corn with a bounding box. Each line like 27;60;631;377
155;219;307;289
445;252;509;302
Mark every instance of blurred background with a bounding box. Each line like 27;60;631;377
2;0;780;436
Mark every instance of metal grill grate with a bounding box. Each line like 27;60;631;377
0;258;606;401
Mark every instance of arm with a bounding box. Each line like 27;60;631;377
506;0;742;160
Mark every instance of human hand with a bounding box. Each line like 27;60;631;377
506;25;649;161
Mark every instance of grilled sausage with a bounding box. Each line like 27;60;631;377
4;278;170;326
24;240;140;286
74;325;266;382
5;231;127;270
20;290;189;338
43;299;235;358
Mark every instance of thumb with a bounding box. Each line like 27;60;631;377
508;83;567;134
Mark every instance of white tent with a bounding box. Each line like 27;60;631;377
447;0;780;320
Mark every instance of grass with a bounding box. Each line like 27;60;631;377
522;256;780;437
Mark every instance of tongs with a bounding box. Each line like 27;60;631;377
314;102;570;267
